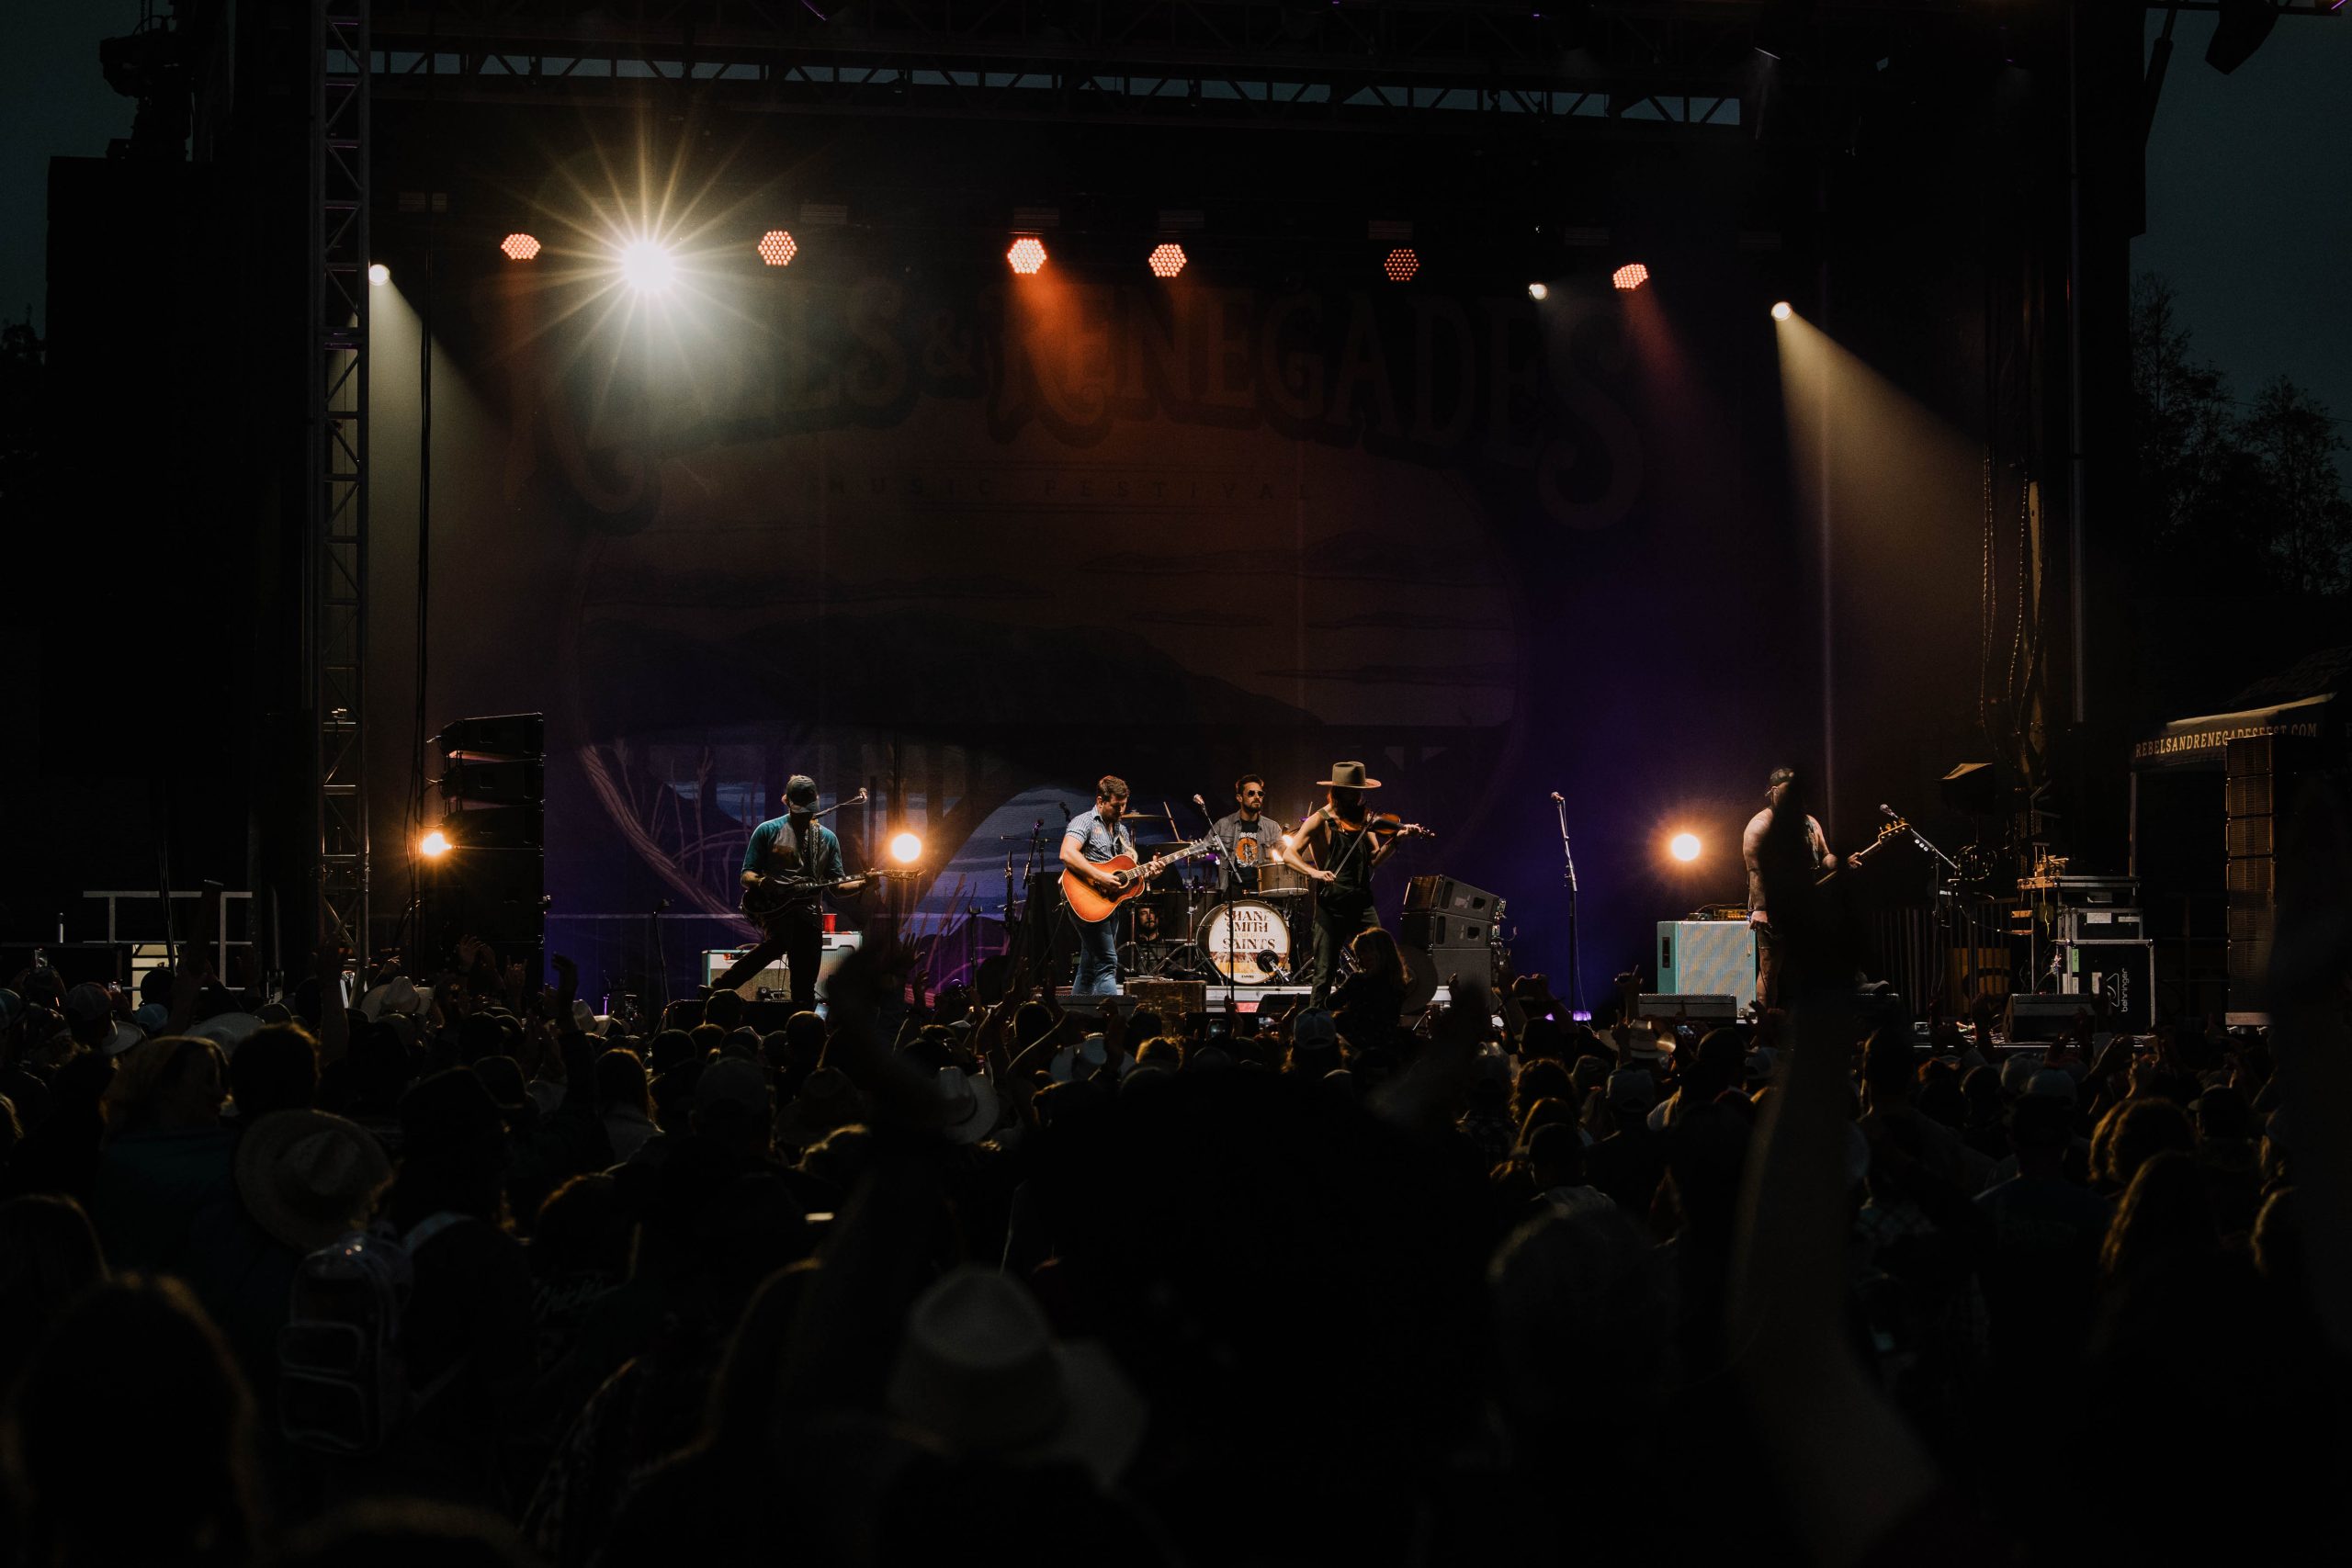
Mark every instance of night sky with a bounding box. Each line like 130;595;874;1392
2133;18;2352;473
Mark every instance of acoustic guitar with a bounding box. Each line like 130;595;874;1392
1061;838;1217;925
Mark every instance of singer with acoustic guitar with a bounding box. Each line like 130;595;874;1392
713;775;869;1008
1288;761;1431;1006
1060;775;1140;996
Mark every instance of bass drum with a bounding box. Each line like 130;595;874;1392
1194;898;1295;985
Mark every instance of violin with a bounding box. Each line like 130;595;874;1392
1306;805;1436;840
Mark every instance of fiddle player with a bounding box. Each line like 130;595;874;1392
1287;761;1409;1006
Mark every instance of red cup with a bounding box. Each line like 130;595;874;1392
822;913;837;934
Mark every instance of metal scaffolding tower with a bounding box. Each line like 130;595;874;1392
311;2;371;957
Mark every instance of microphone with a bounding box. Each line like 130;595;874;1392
1550;791;1565;802
1878;803;1899;819
1192;794;1206;807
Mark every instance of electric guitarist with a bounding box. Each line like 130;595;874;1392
714;775;867;1008
1060;774;1137;997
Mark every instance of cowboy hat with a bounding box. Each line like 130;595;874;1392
886;1267;1148;1489
1315;761;1382;789
927;1066;1000;1145
1048;1032;1132;1084
358;976;424;1021
234;1109;393;1252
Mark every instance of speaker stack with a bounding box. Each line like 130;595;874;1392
422;713;547;981
1401;876;1502;991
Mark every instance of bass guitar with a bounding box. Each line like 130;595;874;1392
741;867;917;923
1816;814;1910;886
1061;838;1218;926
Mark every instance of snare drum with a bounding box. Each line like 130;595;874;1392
1254;859;1311;896
1195;898;1295;984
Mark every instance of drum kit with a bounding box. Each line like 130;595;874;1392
1114;842;1313;984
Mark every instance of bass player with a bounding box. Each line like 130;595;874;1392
713;774;866;1008
1060;774;1136;996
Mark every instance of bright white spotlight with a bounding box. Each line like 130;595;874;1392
619;239;676;293
1006;237;1048;276
1771;300;1793;321
888;831;923;864
1669;832;1702;863
1527;281;1549;300
368;263;390;288
419;829;452;858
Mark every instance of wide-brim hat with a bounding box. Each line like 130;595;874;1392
887;1266;1148;1489
235;1109;393;1252
359;976;424;1021
1049;1033;1132;1084
925;1066;1001;1145
1316;761;1382;789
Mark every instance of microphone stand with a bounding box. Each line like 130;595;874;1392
1553;795;1585;1016
1192;794;1239;1022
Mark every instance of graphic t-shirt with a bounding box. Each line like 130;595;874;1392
1213;811;1290;891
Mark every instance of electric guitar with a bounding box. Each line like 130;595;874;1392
741;867;917;923
1816;815;1910;886
1061;838;1218;925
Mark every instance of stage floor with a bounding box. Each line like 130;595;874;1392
1053;983;1458;1016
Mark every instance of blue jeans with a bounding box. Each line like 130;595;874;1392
1071;913;1120;996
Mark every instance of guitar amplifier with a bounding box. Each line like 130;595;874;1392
704;931;863;998
1656;920;1757;1010
1128;979;1207;1020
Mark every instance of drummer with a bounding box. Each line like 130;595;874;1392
1210;774;1294;896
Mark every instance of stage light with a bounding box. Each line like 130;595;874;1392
1383;247;1419;283
500;232;541;262
619;239;676;293
757;230;797;267
419;829;452;859
1006;236;1048;275
1148;243;1187;278
1669;832;1702;863
1611;263;1650;291
889;831;923;864
1527;281;1549;300
368;263;390;288
1771;300;1793;321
